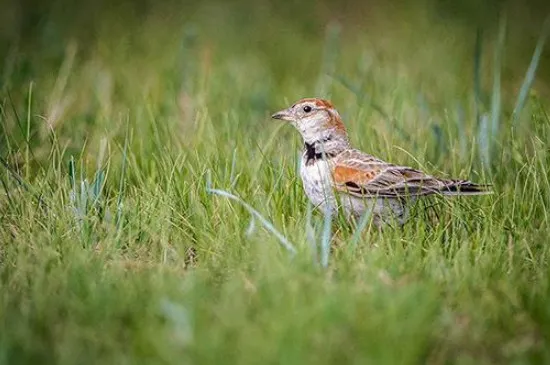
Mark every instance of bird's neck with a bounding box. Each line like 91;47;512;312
302;131;350;164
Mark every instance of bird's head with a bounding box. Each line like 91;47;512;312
271;98;348;145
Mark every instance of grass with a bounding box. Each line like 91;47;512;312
1;0;550;364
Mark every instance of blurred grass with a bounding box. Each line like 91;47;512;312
1;0;550;364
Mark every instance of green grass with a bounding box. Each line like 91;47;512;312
1;1;550;364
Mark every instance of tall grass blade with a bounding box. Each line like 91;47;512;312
229;147;238;189
79;179;88;217
91;170;105;205
25;82;33;179
116;123;130;231
478;113;490;166
489;14;506;153
474;27;483;125
207;187;297;255
349;209;373;250
305;202;317;264
320;205;332;269
0;155;48;209
0;176;14;209
245;217;257;237
68;156;76;190
319;148;334;268
6;87;50;191
316;21;341;97
512;15;550;123
456;103;467;156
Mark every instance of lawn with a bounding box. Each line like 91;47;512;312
1;0;550;364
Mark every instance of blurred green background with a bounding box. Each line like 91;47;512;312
2;1;550;364
1;0;550;157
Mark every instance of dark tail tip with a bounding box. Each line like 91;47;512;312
443;180;493;195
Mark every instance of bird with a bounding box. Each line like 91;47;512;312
271;98;491;227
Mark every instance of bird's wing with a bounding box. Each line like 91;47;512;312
331;150;488;198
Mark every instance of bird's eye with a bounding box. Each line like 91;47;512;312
303;105;312;113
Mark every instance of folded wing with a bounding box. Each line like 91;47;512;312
332;150;491;198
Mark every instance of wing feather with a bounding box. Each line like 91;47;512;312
332;150;490;198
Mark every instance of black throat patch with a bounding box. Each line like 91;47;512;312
304;141;336;165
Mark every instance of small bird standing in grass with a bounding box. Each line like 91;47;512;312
272;98;491;227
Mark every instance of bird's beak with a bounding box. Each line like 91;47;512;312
271;108;293;122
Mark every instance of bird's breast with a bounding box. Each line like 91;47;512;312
299;156;335;209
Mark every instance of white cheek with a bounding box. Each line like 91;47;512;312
297;117;322;140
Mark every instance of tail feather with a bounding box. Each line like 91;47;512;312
440;180;493;196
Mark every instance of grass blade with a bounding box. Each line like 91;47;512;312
116;122;130;232
305;202;317;264
320;204;333;269
512;15;550;123
316;21;341;97
490;14;506;144
478;113;490;167
207;187;297;255
349;209;373;250
474;27;483;125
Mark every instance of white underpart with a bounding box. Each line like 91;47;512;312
300;157;335;212
299;155;412;226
